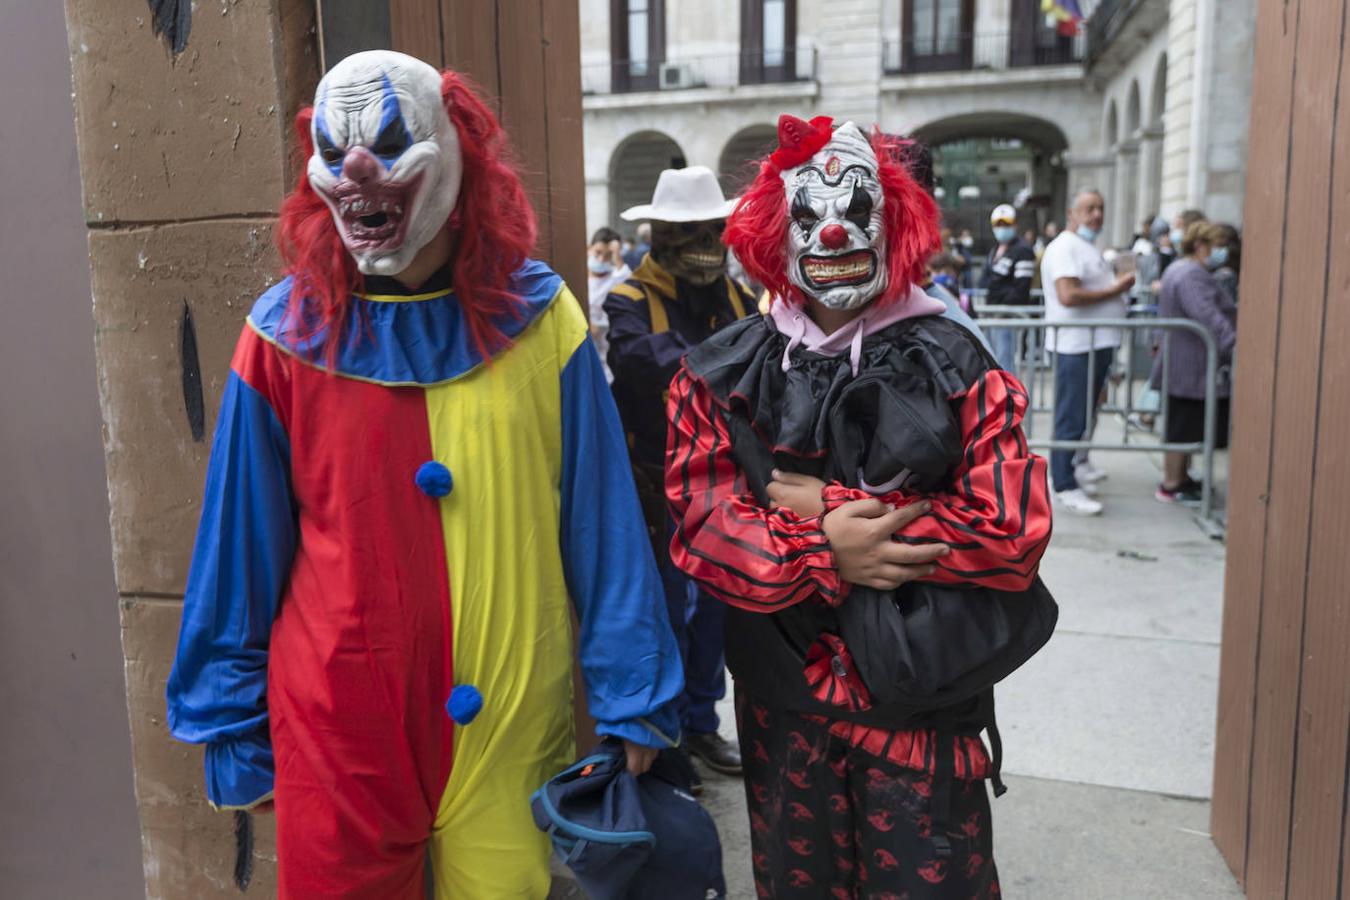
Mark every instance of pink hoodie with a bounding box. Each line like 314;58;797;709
768;285;946;376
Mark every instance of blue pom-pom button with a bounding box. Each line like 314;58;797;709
415;461;453;498
446;684;483;725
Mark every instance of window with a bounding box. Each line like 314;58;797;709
741;0;797;85
763;0;787;68
629;0;650;75
611;0;665;92
902;0;972;73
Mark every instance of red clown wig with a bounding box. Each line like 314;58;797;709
277;71;537;362
724;116;941;309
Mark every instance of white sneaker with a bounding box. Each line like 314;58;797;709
1056;488;1104;516
1075;461;1108;485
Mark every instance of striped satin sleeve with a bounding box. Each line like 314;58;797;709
556;287;684;748
165;325;297;809
822;367;1051;591
665;367;845;613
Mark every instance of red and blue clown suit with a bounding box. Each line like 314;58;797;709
165;55;682;898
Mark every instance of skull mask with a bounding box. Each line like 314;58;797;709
307;50;462;277
782;122;887;310
651;219;728;287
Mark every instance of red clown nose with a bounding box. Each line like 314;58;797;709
340;146;382;184
819;223;848;249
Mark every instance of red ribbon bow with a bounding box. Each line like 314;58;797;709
771;114;835;170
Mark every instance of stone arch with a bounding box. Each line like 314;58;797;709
1105;100;1119;148
908;113;1072;247
1150;52;1168;127
1126;80;1142;138
717;124;777;196
607;130;687;235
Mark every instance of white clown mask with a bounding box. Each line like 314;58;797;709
781;122;887;310
307;51;462;276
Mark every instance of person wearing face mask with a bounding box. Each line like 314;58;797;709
1207;223;1241;303
1039;188;1137;516
624;221;653;271
604;166;755;784
953;227;976;290
1150;221;1237;503
1161;208;1206;279
980;204;1037;371
666;115;1054;899
164;53;684;897
586;227;631;382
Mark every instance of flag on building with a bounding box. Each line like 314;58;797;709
1042;0;1085;37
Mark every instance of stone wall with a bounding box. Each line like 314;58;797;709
63;0;319;894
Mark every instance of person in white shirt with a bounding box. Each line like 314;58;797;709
1040;189;1136;515
586;226;631;382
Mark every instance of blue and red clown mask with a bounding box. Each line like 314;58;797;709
308;50;463;277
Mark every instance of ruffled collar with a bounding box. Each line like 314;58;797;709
683;309;992;497
247;258;563;386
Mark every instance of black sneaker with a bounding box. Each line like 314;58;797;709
684;731;743;776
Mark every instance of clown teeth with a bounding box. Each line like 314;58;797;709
803;258;873;282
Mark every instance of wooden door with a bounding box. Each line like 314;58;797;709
1210;1;1350;896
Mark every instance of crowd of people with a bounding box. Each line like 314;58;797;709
162;48;1238;899
585;117;1051;898
878;192;1240;517
595;188;1242;520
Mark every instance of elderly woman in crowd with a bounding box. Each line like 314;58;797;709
1151;221;1238;503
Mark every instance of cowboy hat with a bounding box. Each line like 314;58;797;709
620;166;737;223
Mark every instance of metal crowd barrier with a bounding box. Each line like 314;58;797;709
966;305;1224;533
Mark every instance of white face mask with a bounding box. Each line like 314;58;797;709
307;51;463;277
781;122;887;311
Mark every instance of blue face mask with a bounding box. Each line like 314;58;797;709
933;273;957;290
1170;227;1185;247
992;225;1017;243
1076;225;1099;243
1207;246;1229;269
588;257;615;275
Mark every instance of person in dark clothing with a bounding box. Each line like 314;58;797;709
605;165;754;780
1151;221;1237;503
622;221;652;271
979;203;1037;372
1208;222;1241;303
669;115;1052;899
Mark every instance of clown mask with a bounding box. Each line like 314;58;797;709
307;50;462;276
781;122;887;310
651;219;728;287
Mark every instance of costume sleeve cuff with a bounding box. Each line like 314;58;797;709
595;709;682;750
789;510;849;606
204;730;274;810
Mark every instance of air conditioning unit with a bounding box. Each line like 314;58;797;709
660;63;695;90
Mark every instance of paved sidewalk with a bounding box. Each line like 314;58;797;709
692;420;1243;898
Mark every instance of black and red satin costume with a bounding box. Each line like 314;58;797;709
666;311;1052;897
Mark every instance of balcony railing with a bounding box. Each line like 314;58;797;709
582;47;818;96
882;32;1084;75
1085;0;1146;65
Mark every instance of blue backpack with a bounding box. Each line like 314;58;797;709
530;740;725;899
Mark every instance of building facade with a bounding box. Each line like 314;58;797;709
581;0;1255;249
